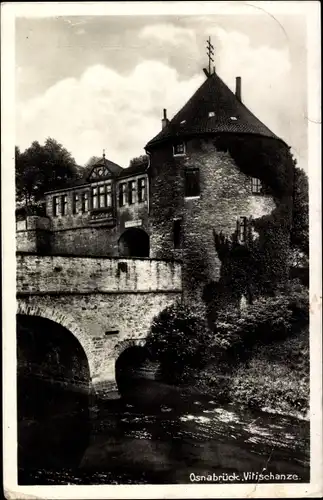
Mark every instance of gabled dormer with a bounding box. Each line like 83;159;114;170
89;164;112;181
87;153;123;226
87;154;123;182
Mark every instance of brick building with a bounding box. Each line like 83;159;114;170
17;68;293;306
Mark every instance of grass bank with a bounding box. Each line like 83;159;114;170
194;328;309;420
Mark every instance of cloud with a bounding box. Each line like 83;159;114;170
16;22;307;171
139;23;196;47
208;27;306;156
16;60;203;167
139;22;306;169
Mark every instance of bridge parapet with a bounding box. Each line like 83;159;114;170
17;254;182;294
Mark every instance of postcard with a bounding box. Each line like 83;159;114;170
2;1;322;498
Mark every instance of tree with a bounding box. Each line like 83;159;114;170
15;143;50;206
15;138;79;206
290;166;309;263
129;155;149;168
145;302;212;384
84;156;101;168
42;138;80;191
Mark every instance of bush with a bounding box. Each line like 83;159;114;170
213;281;309;361
145;302;212;384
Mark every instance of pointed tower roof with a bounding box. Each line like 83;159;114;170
145;72;284;149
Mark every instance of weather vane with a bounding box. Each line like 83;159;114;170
206;36;215;75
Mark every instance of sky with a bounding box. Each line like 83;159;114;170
15;9;308;170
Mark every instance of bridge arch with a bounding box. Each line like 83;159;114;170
114;338;158;397
16;301;96;379
16;312;92;470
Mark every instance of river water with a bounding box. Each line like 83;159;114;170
19;381;310;485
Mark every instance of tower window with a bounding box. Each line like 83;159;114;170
128;180;136;205
82;192;89;212
61;194;67;216
138;177;147;203
173;218;182;249
53;196;60;217
251;177;262;194
173;142;185;156
238;217;247;243
73;192;80;214
119;183;127;207
185;168;200;198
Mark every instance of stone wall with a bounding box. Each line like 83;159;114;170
50;226;119;256
16;216;51;253
16;254;182;294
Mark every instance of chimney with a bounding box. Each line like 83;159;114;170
162;108;169;129
235;76;242;102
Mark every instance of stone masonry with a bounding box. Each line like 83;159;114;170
148;138;276;302
17;254;182;392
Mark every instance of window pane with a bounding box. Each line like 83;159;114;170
92;187;98;209
138;178;146;203
99;185;105;208
119;183;127;206
53;196;59;216
128;180;136;204
174;143;185;155
252;177;262;194
73;193;79;214
61;195;67;215
106;183;112;207
82;192;89;212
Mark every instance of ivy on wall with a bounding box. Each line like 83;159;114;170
205;134;295;312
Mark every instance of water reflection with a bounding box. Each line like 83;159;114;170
19;379;310;485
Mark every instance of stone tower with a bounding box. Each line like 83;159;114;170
145;69;294;311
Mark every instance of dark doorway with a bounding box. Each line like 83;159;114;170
17;314;91;477
118;228;149;257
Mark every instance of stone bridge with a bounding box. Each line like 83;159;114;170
16;253;182;395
